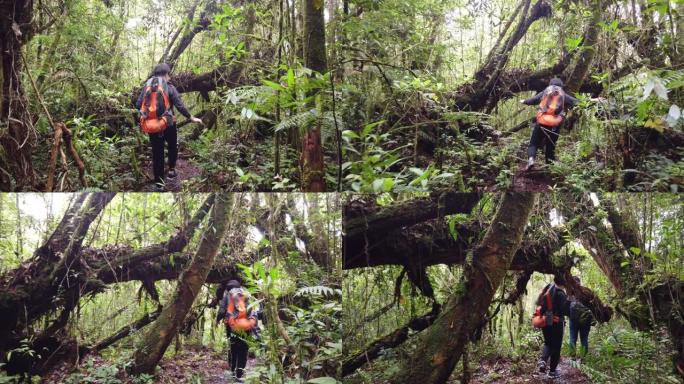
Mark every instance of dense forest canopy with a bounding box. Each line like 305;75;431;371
0;192;342;383
0;0;681;192
342;192;683;383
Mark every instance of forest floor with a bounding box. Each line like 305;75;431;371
140;151;203;192
156;344;256;383
43;344;257;383
464;356;592;384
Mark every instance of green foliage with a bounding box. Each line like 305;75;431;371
64;358;121;384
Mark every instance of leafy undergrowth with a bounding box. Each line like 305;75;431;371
42;345;256;384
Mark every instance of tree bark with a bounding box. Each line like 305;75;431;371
0;0;36;190
390;192;537;383
129;193;233;375
301;0;328;192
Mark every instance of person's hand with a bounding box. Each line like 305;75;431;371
191;116;204;124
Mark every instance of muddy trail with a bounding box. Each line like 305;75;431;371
460;356;593;384
140;149;203;192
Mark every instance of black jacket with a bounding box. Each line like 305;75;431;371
135;79;192;119
538;284;571;318
523;87;579;115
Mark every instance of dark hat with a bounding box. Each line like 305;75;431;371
226;280;241;290
554;274;567;286
153;63;171;76
549;78;564;87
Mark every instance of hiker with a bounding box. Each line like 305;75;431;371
520;78;580;170
135;63;203;191
568;276;594;358
532;275;571;378
216;280;259;382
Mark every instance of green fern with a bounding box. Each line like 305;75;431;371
274;110;346;146
294;285;341;298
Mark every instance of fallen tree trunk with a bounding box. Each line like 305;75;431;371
342;308;440;376
389;192;537;383
85;308;162;354
129;193;233;375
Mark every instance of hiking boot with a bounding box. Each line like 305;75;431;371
547;370;559;378
153;184;166;192
537;360;547;373
168;168;177;178
526;157;535;171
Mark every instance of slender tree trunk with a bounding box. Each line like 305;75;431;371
301;0;327;192
129;194;233;375
390;192;537;383
0;0;36;190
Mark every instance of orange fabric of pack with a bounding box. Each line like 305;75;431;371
531;285;560;328
139;77;171;134
225;291;257;332
536;86;565;127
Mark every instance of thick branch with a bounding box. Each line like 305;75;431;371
342;309;439;377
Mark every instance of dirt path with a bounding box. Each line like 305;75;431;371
141;152;202;192
465;356;593;384
156;345;257;384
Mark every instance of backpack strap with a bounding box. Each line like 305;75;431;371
545;285;554;312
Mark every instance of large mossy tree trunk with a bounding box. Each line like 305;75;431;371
390;192;537;383
129;194;233;375
0;0;36;190
301;0;327;192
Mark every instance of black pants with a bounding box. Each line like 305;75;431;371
527;123;561;162
540;322;564;372
149;124;177;186
229;333;249;378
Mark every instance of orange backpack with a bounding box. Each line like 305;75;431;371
535;85;565;127
225;290;257;332
139;77;172;134
532;284;560;328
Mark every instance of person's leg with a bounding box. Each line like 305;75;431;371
548;323;564;373
165;124;178;174
569;319;578;357
539;327;552;372
235;338;248;379
579;324;590;356
544;125;561;163
149;133;165;187
527;123;543;168
229;334;239;376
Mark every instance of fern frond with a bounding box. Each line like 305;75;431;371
294;285;342;298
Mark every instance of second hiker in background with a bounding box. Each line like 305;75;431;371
568;276;596;359
136;63;203;191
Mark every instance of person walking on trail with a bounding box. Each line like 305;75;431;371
568;276;595;359
216;280;259;383
135;63;203;191
532;275;571;379
520;78;579;171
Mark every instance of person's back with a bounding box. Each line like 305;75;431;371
135;63;202;191
216;280;257;383
536;278;570;378
568;276;593;358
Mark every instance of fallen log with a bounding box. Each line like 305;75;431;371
342;309;440;376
